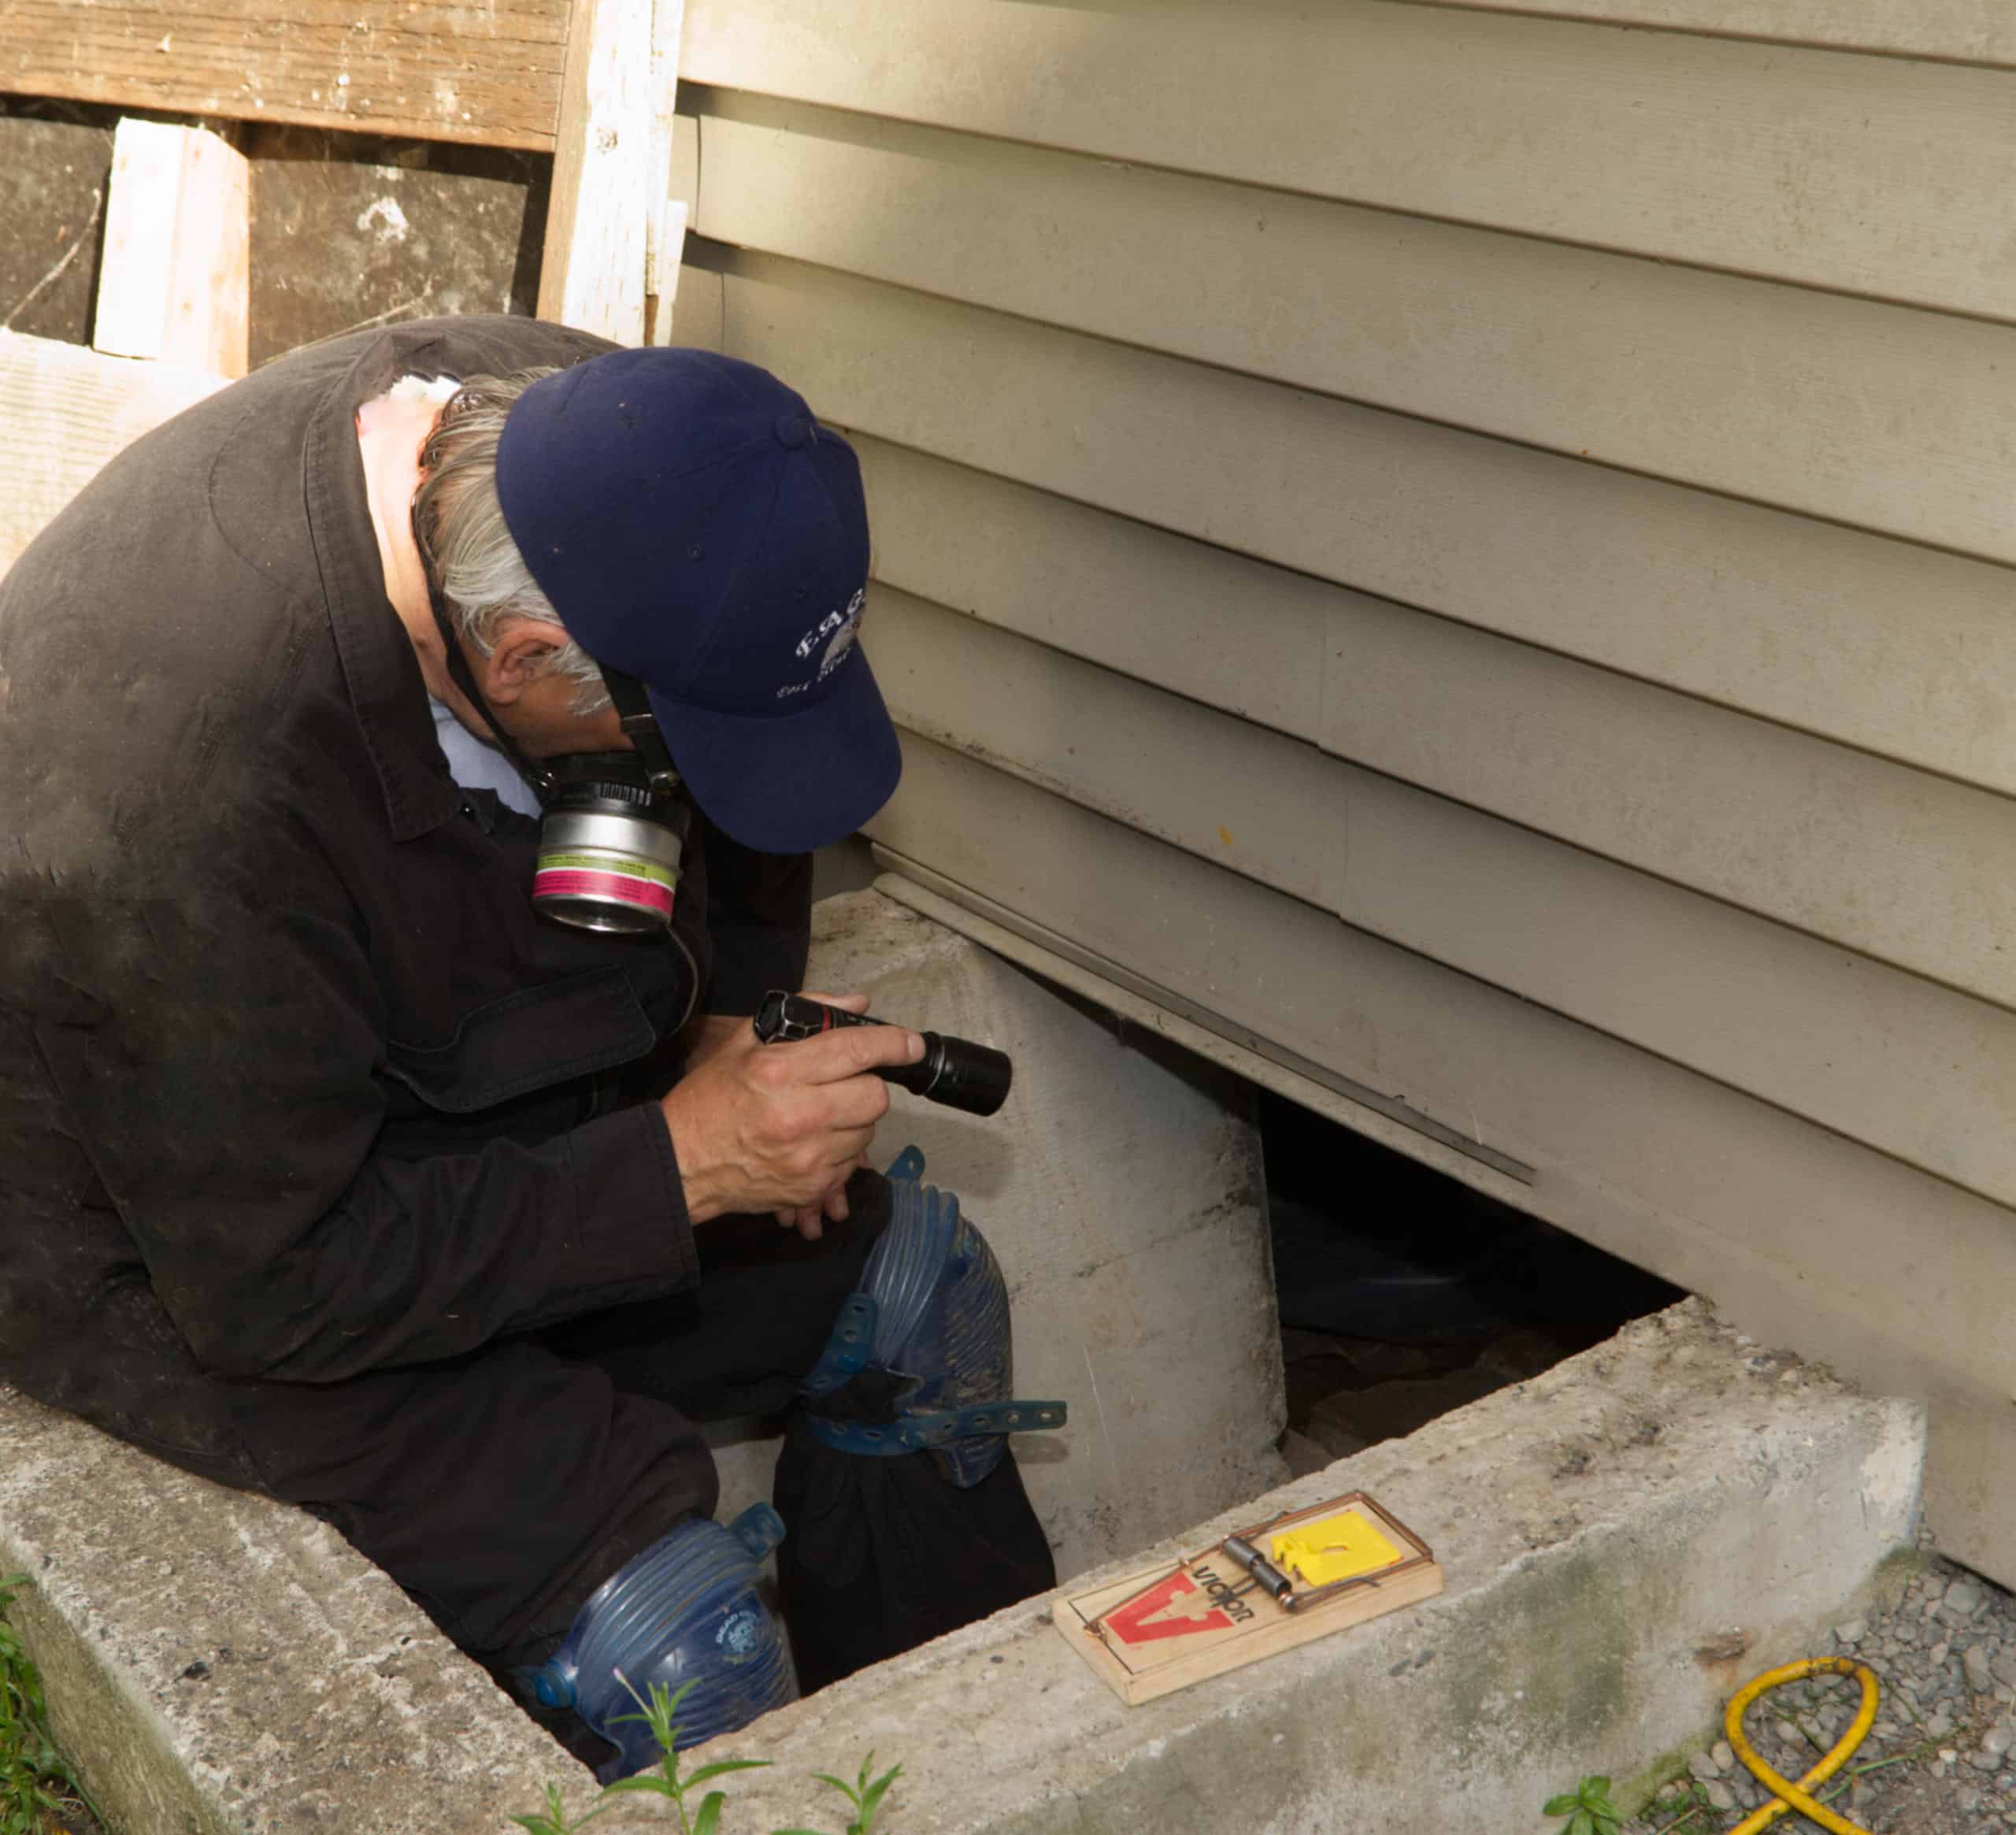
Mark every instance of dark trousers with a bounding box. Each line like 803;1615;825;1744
234;1170;891;1672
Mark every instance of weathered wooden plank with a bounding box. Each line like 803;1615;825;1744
538;0;650;342
0;1;569;149
1395;0;2016;69
0;332;228;580
868;832;2016;1592
641;3;690;345
684;0;2016;321
687;96;2016;564
868;589;2016;1200
93;119;249;379
691;251;2016;803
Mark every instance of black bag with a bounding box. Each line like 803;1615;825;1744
773;1371;1058;1692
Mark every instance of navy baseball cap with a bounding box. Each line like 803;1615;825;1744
494;348;901;854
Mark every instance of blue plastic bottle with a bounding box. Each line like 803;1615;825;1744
525;1503;795;1777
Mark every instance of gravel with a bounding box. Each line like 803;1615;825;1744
1619;1550;2016;1835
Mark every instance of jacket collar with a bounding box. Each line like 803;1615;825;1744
302;328;463;843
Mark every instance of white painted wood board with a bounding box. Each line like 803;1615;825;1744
0;332;229;580
641;0;688;344
93;118;249;379
539;0;650;343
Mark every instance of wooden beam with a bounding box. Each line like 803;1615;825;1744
0;1;569;150
93;119;250;380
0;332;228;580
538;0;650;343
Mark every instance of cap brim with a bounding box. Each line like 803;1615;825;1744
648;648;903;854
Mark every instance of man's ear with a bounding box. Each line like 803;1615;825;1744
480;620;565;706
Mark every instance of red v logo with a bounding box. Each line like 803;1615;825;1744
1102;1571;1232;1644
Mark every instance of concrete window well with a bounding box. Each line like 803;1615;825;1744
0;892;1933;1835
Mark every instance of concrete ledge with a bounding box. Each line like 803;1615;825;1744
633;1299;1925;1835
0;1386;592;1834
2;1300;1923;1833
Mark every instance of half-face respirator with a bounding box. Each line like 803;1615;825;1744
523;670;692;936
424;565;692;938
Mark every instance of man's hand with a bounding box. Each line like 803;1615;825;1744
660;991;921;1235
677;1010;753;1079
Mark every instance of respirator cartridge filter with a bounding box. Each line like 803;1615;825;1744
530;754;690;936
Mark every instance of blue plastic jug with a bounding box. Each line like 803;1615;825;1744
525;1503;795;1775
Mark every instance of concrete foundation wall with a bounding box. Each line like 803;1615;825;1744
718;891;1288;1584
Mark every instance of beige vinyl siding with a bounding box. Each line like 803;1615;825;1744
690;93;2016;566
876;741;2016;1407
671;0;2016;1581
1401;0;2016;68
873;776;2016;1588
870;588;2016;1210
685;254;2016;1006
682;0;2016;317
683;251;2016;803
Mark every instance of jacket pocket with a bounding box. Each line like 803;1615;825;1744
383;967;658;1114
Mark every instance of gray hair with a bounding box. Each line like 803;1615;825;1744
412;367;612;717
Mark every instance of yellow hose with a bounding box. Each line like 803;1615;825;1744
1721;1655;1881;1835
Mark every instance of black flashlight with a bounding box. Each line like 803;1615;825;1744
750;991;1014;1117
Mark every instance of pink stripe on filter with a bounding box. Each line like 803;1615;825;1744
534;867;676;918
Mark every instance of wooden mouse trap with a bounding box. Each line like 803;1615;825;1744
1052;1491;1443;1704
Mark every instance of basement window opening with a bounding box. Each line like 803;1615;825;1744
1259;1091;1685;1474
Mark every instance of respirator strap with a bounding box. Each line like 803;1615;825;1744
598;665;683;795
420;554;558;802
417;545;683;807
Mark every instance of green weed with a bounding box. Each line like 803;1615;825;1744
1543;1774;1623;1835
513;1675;900;1835
0;1574;98;1835
777;1751;903;1835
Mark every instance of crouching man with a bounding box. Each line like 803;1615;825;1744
0;317;1054;1767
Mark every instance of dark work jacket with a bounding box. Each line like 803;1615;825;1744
0;317;812;1488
